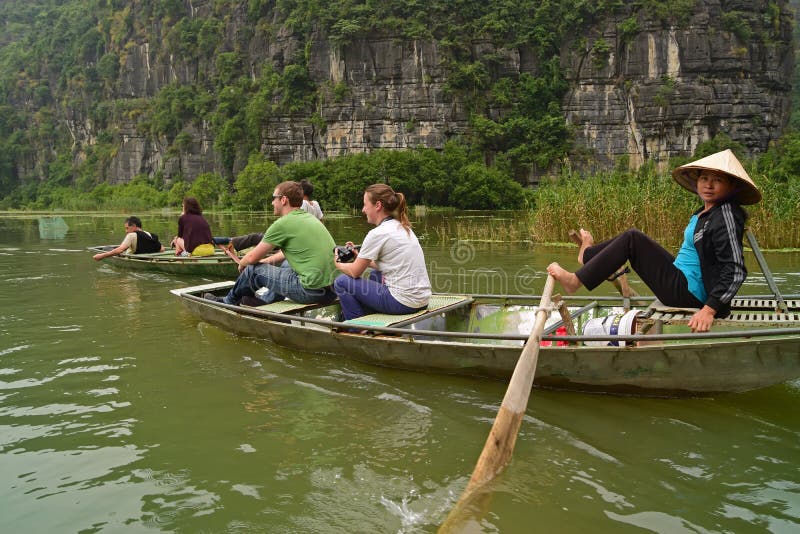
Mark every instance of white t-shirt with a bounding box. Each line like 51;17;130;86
301;199;323;220
121;232;138;253
358;219;431;308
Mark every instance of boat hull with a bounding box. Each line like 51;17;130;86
89;246;238;277
174;290;800;397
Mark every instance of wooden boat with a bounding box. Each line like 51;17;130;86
170;280;800;397
89;245;238;277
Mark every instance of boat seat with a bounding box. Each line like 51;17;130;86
248;299;335;315
730;297;800;310
342;294;474;329
641;300;800;328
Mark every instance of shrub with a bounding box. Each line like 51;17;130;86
187;172;229;208
232;153;281;210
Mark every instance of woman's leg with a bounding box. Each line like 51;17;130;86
231;233;264;251
576;228;594;265
334;275;372;320
577;228;701;307
173;237;186;256
334;274;422;320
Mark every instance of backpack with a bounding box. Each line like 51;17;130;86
135;230;162;253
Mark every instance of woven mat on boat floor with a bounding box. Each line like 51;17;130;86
344;295;473;328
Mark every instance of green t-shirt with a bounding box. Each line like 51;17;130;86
262;209;337;289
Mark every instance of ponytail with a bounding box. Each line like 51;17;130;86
365;183;411;233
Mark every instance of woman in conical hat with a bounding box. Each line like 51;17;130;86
547;149;761;332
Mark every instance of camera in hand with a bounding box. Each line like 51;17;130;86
334;244;360;263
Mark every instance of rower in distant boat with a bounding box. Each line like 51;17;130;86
92;216;163;261
171;197;215;257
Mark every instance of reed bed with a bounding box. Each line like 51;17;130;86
531;168;800;249
431;213;538;244
429;167;800;250
531;171;696;247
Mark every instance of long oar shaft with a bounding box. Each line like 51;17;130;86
464;274;554;490
439;275;555;531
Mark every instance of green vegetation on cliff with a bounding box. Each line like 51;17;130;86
0;0;730;204
0;0;796;219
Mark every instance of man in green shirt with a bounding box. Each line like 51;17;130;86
206;181;337;305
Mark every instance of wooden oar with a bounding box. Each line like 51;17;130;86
438;274;556;532
218;243;241;264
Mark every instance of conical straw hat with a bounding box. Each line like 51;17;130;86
671;149;762;205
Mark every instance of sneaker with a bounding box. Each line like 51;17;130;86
241;295;268;307
203;292;225;303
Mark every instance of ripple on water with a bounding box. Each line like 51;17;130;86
605;510;709;533
293;380;351;398
231;483;262;499
283;465;439;532
725;479;800;522
3;275;48;283
47;325;82;332
1;444;152;529
376;392;432;415
572;470;634;509
0;345;30;357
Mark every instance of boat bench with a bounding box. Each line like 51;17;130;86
637;228;799;330
640;299;800;329
247;299;335;315
342;294;474;329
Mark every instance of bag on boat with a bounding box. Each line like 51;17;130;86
190;243;215;257
583;310;640;347
134;230;162;254
540;326;569;347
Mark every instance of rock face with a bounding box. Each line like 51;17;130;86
65;0;794;183
561;1;795;171
299;35;468;163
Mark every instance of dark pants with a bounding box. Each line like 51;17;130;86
577;228;703;308
213;233;264;251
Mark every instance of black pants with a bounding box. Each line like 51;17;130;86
577;228;703;308
231;233;263;251
213;233;264;251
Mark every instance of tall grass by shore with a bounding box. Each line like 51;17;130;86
429;165;800;250
431;213;539;243
530;167;800;250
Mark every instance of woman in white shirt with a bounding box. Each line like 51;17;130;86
333;184;431;320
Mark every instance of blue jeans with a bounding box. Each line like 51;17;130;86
224;261;335;305
333;270;425;320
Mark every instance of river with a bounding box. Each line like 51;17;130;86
1;212;799;533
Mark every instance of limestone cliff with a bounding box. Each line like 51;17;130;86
561;0;795;171
51;0;798;183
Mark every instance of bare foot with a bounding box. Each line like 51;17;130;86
577;228;594;265
547;262;583;295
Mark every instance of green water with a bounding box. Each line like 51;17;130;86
1;213;799;533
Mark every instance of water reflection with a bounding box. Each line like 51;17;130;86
37;216;69;239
